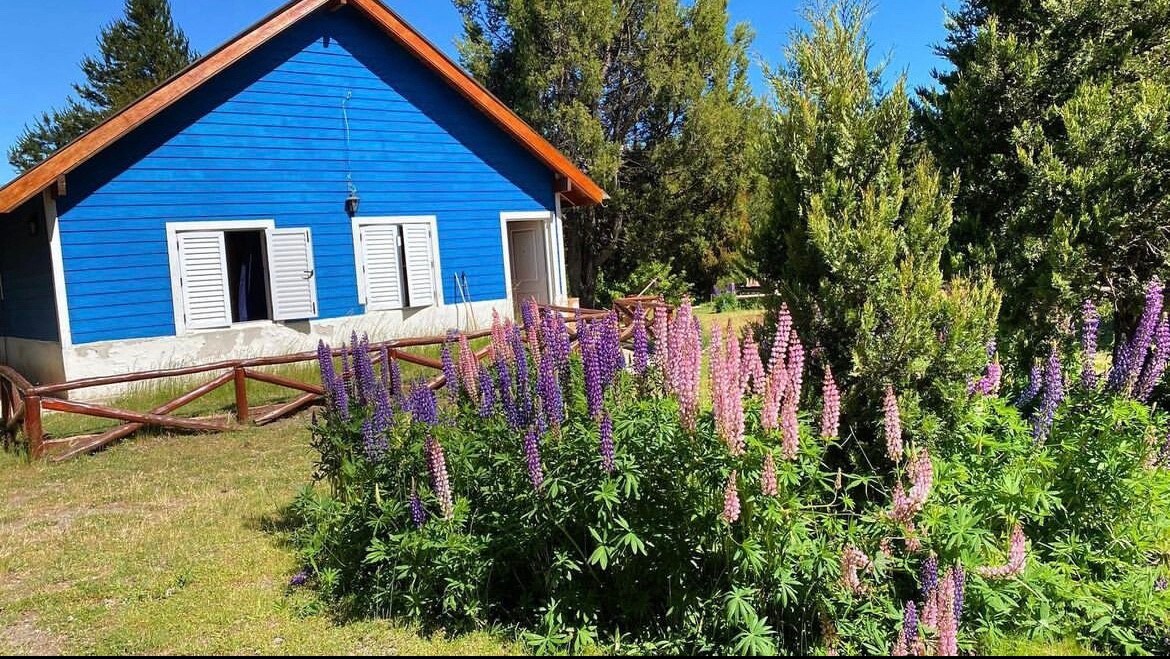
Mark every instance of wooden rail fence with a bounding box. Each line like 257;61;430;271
0;298;665;462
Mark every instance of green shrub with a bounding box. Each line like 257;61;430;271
597;259;693;308
291;296;1170;655
711;280;740;313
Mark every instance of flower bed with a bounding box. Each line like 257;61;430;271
292;295;1170;655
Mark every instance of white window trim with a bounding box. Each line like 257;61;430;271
166;219;276;335
500;210;558;315
351;215;444;310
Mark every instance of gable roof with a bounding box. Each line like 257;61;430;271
0;0;607;213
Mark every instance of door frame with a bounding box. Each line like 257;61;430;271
499;211;558;316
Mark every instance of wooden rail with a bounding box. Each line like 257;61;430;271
0;299;663;461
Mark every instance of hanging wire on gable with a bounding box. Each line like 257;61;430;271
342;90;360;214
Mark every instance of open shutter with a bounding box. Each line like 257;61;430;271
359;224;404;310
177;231;232;330
267;228;318;321
402;223;437;307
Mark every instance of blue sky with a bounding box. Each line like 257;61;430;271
0;0;959;178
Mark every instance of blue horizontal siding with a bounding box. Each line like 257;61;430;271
55;6;555;345
0;200;60;342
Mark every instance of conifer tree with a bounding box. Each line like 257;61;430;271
8;0;197;172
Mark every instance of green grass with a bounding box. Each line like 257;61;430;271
987;636;1099;656
0;420;515;655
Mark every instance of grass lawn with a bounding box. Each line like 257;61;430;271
0;419;515;655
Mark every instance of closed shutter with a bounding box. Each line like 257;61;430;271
177;231;232;330
358;224;404;310
267;228;318;320
402;223;437;307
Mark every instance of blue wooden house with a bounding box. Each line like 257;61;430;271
0;0;605;390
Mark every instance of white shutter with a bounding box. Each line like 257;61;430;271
177;231;232;330
402;223;437;307
359;224;404;310
267;228;318;320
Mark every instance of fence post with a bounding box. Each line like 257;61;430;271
234;366;249;424
24;395;43;459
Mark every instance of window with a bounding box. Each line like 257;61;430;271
167;221;318;333
352;216;441;311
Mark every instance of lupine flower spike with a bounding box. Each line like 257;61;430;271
821;364;840;439
1033;346;1064;442
1080;299;1099;389
978;523;1027;579
721;471;741;523
936;567;959;656
599;412;616;473
884;384;903;462
841;545;871;595
741;332;767;395
761;452;778;496
524;427;543;491
425;435;454;519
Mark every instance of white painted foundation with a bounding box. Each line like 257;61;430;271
59;300;513;400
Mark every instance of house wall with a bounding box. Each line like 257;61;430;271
0;198;65;385
54;5;557;351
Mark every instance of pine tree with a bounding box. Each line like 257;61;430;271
919;0;1170;359
756;1;999;426
8;0;197;172
456;0;763;303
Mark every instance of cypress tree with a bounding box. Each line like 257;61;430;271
8;0;197;172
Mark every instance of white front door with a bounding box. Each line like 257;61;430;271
508;220;551;314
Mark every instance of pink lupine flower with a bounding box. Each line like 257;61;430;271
936;567;959;656
780;375;800;460
762;364;787;431
710;324;746;455
786;329;805;398
821;364;840;439
652;303;669;368
770;303;792;375
921;589;938;628
490;310;511;363
761;452;778;496
425;435;454;519
841;545;871;595
978;523;1027;579
892;634;908;656
891;447;932;523
741;332;767;395
668;298;702;430
721;471;741;523
457;334;480;402
884;384;904;462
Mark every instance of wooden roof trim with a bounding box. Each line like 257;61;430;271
349;0;606;207
0;0;331;214
0;0;606;213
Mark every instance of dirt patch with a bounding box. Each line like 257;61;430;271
0;612;64;654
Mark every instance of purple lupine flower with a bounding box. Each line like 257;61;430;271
599;312;625;386
409;490;427;528
582;324;605;419
407;384;439;427
1137;316;1170;401
361;417;387;461
379;344;392;394
921;553;939;600
1018;361;1043;407
1081;300;1100;389
496;359;521;429
316;340;337;404
538;350;564;429
1130;280;1166;385
351;333;377;404
334;373;350;421
633;304;649;374
387;352;403;404
373;385;393;431
1033;346;1064;442
340;344;354;399
441;331;459;394
508;322;533;425
902;601;918;651
1156;576;1168;592
524;427;543;490
478;367;496;418
599;412;615;473
289;571;309;587
953;564;965;624
1107;336;1134;393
